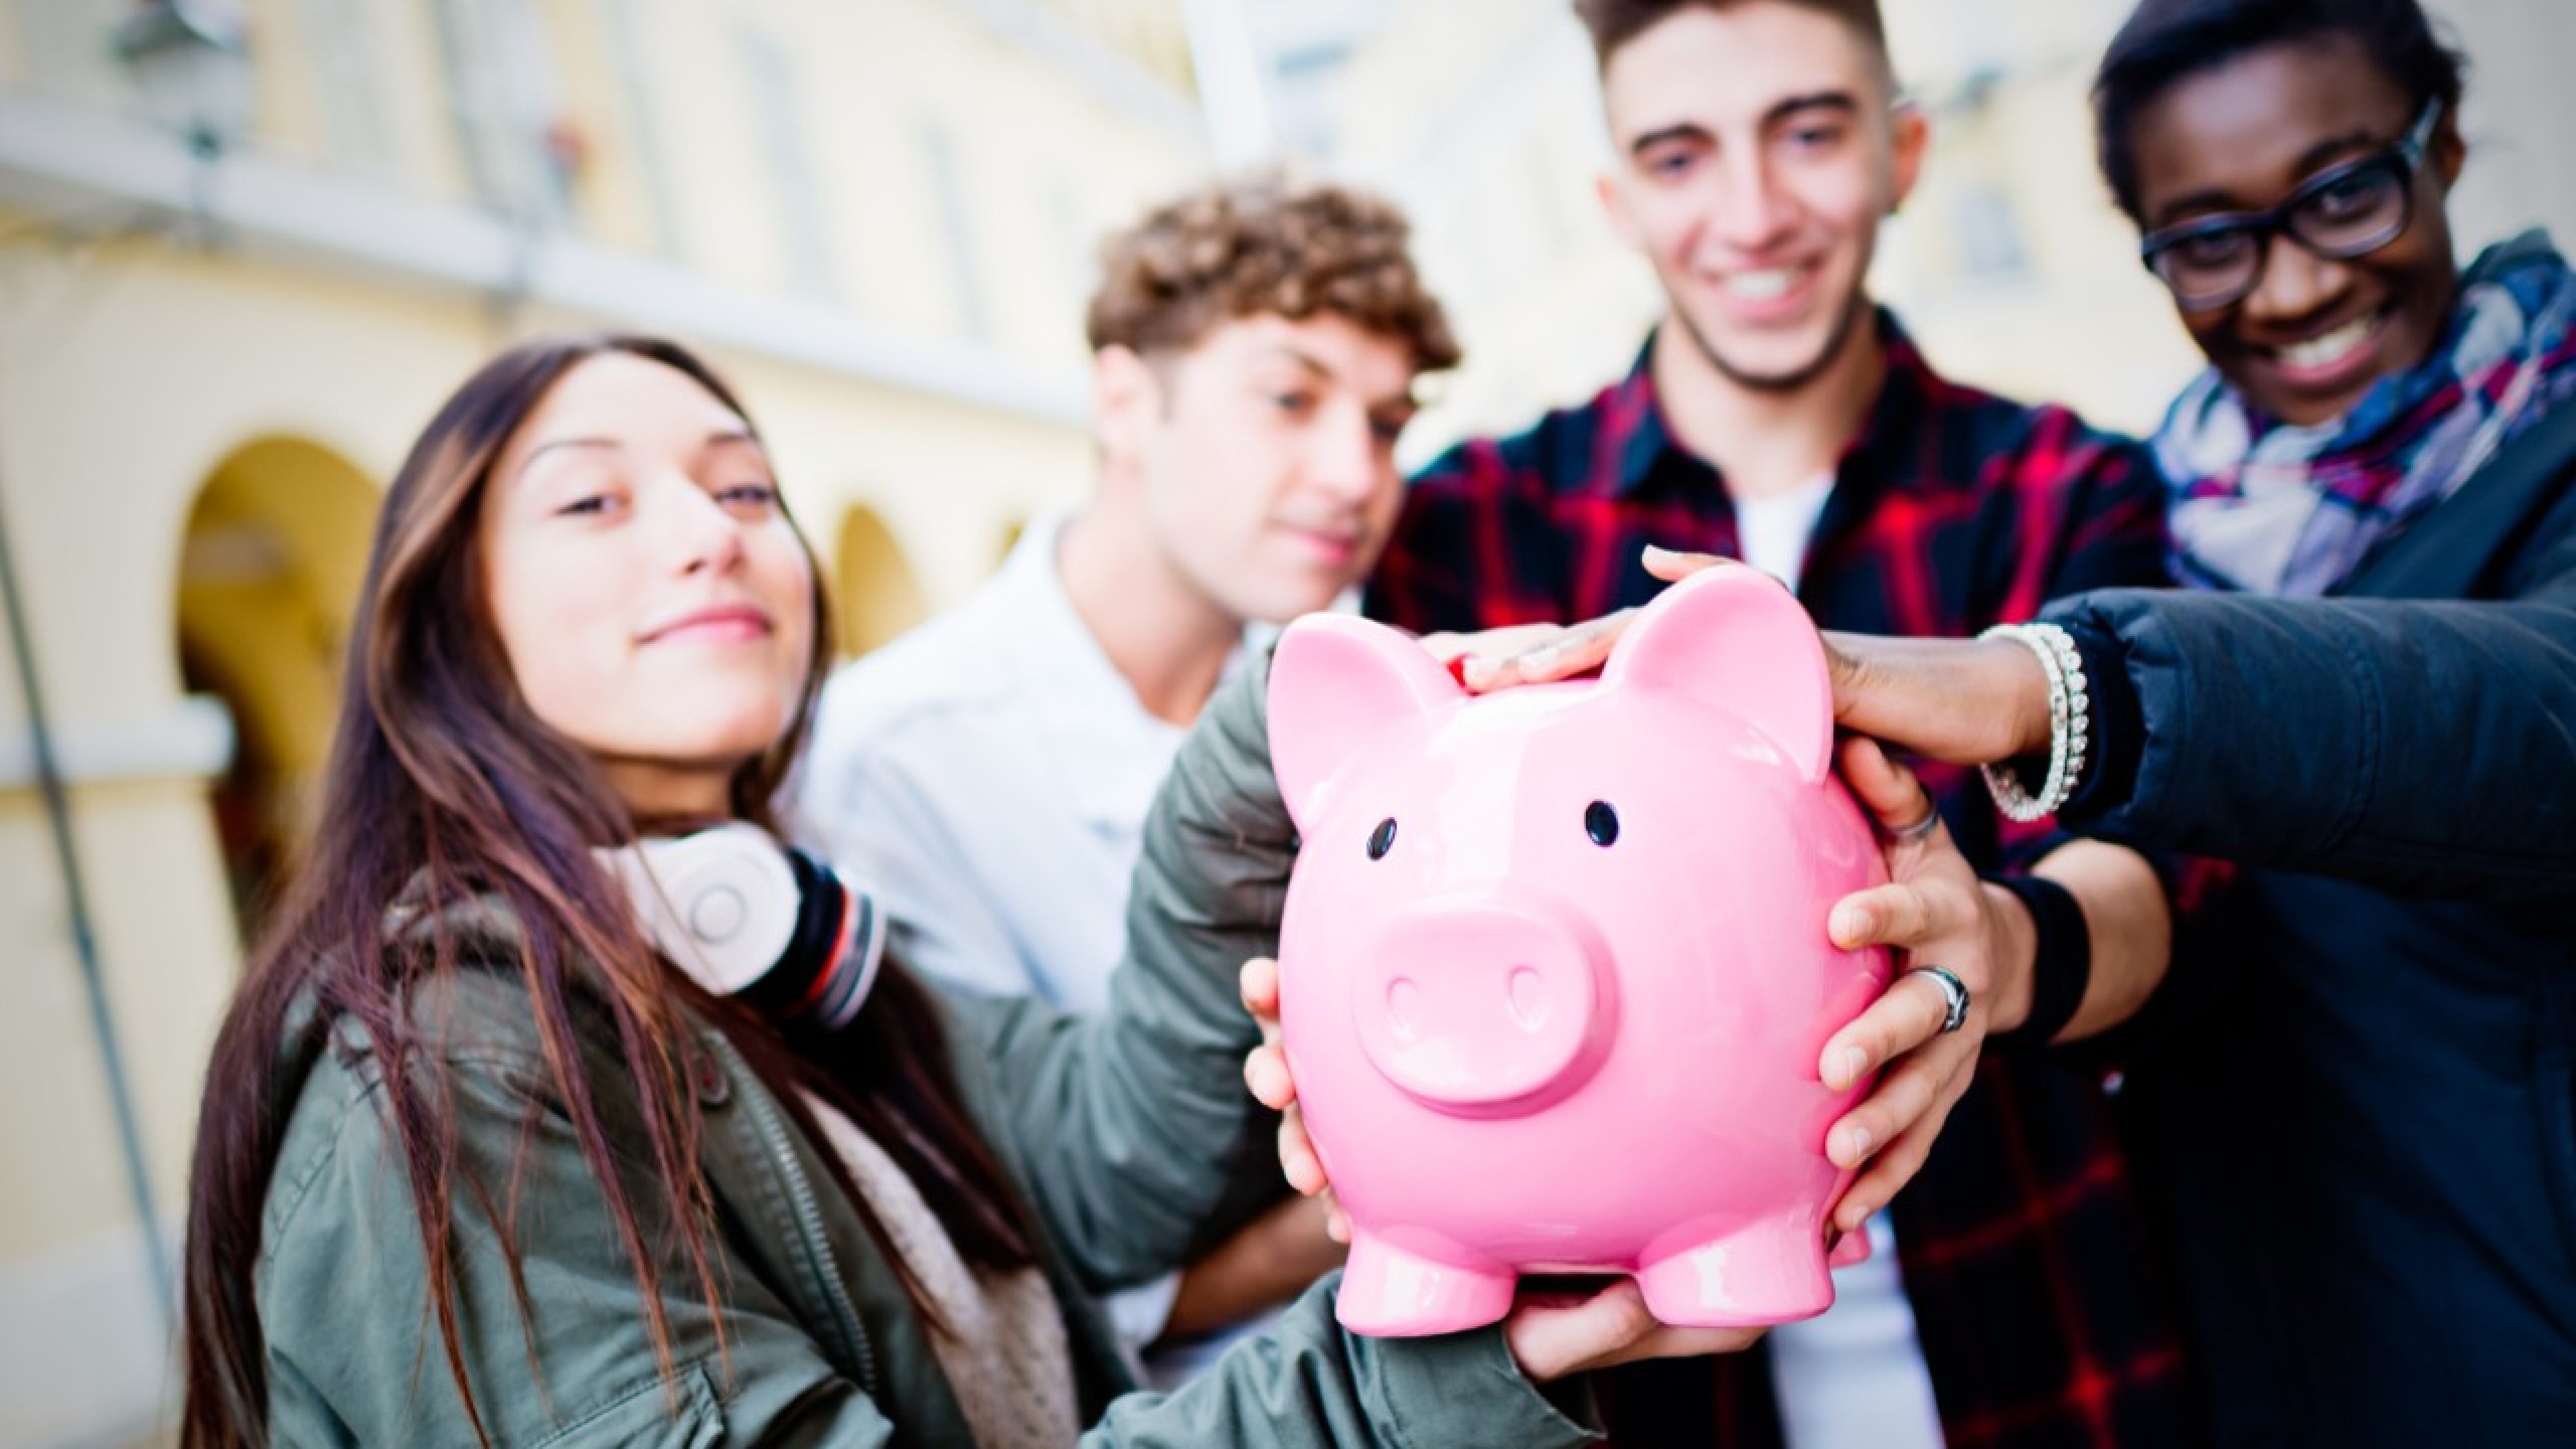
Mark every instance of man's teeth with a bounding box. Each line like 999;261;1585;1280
2279;315;2379;371
1723;268;1801;301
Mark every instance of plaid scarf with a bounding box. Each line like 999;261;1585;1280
2156;229;2576;597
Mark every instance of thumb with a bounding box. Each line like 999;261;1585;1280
1837;736;1933;833
1641;544;1730;582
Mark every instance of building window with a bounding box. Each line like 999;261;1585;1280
1269;41;1351;162
597;0;682;256
298;0;391;172
922;119;989;341
737;25;836;299
431;0;570;224
1047;181;1093;328
1956;183;2029;281
17;0;129;107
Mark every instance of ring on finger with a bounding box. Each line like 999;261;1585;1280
1885;806;1942;845
1903;964;1971;1034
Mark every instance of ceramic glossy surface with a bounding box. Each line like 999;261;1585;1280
1269;566;1892;1336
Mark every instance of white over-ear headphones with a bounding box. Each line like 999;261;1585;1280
597;822;883;1032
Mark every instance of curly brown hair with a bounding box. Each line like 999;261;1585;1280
1085;172;1462;374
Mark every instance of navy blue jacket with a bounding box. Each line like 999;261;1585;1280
2045;445;2576;1448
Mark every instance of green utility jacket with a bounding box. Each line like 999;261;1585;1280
251;654;1602;1446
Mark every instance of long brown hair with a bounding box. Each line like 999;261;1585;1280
180;335;1035;1448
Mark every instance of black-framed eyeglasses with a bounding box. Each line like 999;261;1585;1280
2138;97;2444;312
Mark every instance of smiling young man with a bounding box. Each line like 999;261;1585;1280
1364;3;2198;1446
798;173;1456;1382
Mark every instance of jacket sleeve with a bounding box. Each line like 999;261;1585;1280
1984;421;2172;873
1079;1276;1601;1449
953;648;1294;1293
260;1049;898;1448
2045;527;2576;898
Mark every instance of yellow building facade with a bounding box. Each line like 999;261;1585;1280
0;3;1200;1443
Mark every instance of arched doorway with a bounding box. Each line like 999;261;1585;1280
174;438;378;934
833;503;928;659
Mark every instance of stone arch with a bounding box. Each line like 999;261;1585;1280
832;502;928;659
174;437;379;930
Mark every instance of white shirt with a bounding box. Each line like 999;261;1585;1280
799;511;1252;1014
794;510;1252;1371
1771;1210;1945;1448
1733;473;1837;589
1739;474;1944;1449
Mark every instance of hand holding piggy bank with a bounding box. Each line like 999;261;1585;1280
1268;564;1892;1336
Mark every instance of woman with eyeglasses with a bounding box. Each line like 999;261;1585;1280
1787;1;2576;1444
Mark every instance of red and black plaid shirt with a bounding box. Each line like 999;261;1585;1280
1365;315;2196;1449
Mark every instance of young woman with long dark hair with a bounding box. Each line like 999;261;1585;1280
178;334;1984;1447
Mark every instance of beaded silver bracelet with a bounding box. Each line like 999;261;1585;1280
1976;622;2090;820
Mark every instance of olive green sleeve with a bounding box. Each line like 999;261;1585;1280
953;650;1293;1292
1084;1276;1603;1449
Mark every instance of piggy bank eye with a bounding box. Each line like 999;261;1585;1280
1366;817;1398;861
1585;800;1619;847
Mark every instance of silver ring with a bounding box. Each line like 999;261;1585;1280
1886;807;1942;845
1904;965;1971;1034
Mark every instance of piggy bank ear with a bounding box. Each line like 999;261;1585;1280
1599;563;1833;783
1269;614;1463;824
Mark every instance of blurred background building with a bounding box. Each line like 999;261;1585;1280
1;1;2569;1445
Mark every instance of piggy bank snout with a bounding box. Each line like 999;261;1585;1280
1353;902;1610;1112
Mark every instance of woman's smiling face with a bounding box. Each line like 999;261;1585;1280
478;351;817;820
2129;34;2465;426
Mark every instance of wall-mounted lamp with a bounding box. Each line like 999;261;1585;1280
114;0;253;158
114;0;252;241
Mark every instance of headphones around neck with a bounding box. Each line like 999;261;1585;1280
596;822;883;1032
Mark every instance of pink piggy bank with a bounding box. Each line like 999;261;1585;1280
1268;564;1892;1336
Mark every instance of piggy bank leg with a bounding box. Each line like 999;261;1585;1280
1634;1218;1835;1327
1336;1232;1517;1336
1827;1219;1874;1268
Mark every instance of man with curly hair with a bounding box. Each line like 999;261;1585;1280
798;172;1457;1382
